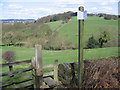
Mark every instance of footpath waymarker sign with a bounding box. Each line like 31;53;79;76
77;11;87;20
78;6;87;88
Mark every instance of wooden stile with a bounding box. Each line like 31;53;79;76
1;44;60;89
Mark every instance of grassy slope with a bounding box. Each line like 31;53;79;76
57;16;118;46
47;20;63;31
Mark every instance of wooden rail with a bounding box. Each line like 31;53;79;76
43;64;54;68
0;60;31;68
1;79;33;88
0;62;55;77
0;67;32;77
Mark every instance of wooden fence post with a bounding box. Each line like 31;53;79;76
9;65;14;77
54;60;58;82
34;45;43;88
31;57;36;88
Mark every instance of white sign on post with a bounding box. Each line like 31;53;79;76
77;11;87;20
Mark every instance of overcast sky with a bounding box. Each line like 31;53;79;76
0;0;119;19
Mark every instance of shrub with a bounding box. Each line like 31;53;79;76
87;36;99;49
2;51;16;63
44;35;73;50
98;31;110;48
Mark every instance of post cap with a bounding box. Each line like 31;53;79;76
78;6;84;11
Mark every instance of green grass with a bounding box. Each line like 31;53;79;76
57;16;118;46
1;46;119;65
47;20;63;31
1;46;119;83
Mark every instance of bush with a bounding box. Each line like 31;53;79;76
44;35;73;50
2;51;16;63
98;31;110;48
87;36;99;49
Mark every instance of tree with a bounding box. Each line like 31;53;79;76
14;31;24;47
2;51;16;72
99;31;110;48
87;36;99;49
2;32;17;46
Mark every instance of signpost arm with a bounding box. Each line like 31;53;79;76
78;6;84;88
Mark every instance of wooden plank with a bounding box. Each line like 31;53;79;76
31;57;36;74
43;64;54;68
44;77;56;87
43;72;53;77
1;73;32;88
1;73;32;85
0;67;32;77
1;79;33;88
8;80;33;88
54;60;58;82
0;60;31;68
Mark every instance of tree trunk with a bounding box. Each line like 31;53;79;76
100;42;103;48
9;65;14;77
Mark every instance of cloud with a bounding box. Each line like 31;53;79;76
65;8;77;12
91;7;97;10
1;0;118;19
109;0;118;2
0;3;3;7
85;0;119;2
58;0;84;4
4;0;85;4
4;7;54;19
101;2;108;5
8;4;23;9
102;6;113;10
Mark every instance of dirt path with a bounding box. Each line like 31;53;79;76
44;19;71;44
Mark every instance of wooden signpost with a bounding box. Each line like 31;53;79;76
78;6;87;88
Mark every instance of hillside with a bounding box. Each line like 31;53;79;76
53;16;118;48
2;23;52;47
2;16;118;49
47;20;63;31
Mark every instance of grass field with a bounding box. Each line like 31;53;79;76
1;46;119;78
55;16;118;46
1;46;119;65
1;46;119;85
47;20;63;31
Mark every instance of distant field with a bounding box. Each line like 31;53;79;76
56;16;118;46
1;46;119;65
47;20;63;31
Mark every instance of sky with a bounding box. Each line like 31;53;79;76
0;0;119;19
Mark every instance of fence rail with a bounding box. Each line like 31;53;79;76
0;67;32;77
43;64;54;68
0;62;55;77
0;60;31;68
